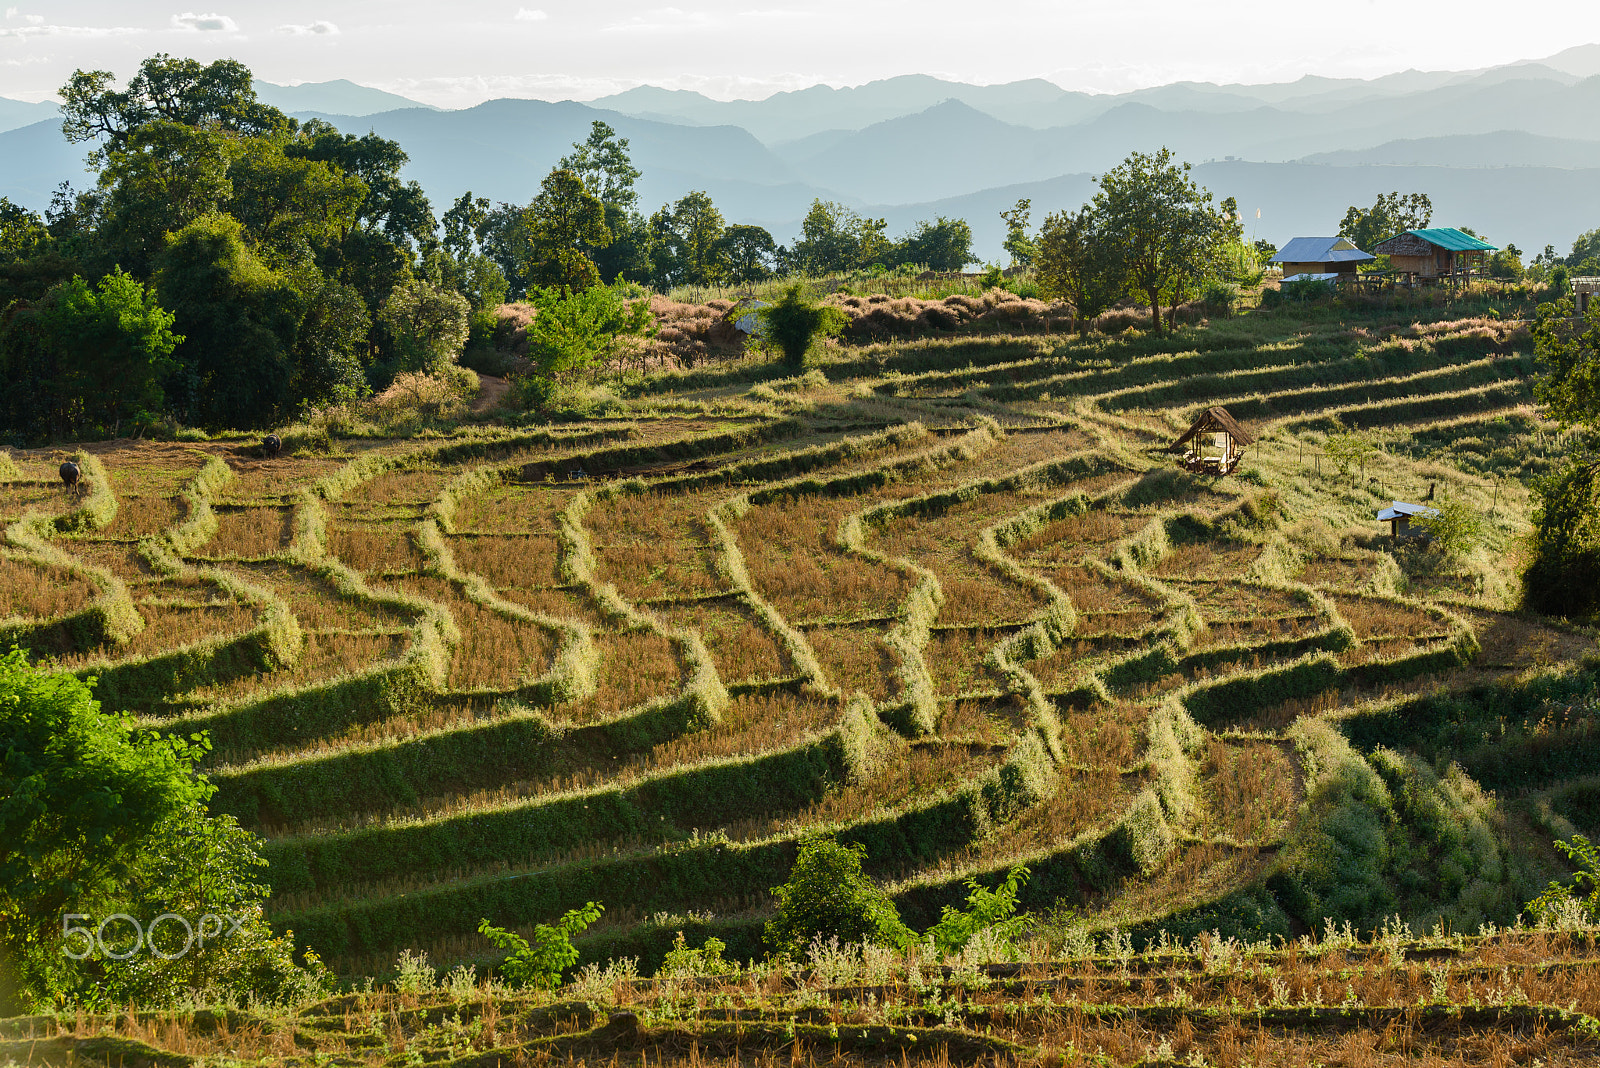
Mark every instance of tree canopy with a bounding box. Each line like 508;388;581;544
1339;191;1433;251
1093;148;1226;336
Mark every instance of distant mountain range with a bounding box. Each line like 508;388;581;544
4;48;1598;259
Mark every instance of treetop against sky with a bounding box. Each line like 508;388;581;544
2;0;1598;107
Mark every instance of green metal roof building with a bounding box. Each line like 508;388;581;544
1373;227;1498;281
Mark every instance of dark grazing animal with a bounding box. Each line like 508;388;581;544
262;434;282;459
59;460;81;495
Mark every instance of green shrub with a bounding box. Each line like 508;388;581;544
758;285;847;368
924;864;1030;957
477;901;602;989
765;835;912;956
1527;835;1600;926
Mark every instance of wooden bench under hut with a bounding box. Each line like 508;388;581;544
1170;406;1254;476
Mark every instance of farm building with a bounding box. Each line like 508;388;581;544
1373;228;1497;283
1269;237;1375;280
1575;276;1600;315
1377;500;1440;541
1170;406;1253;476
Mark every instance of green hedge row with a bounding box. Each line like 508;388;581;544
262;722;861;895
283;712;1034;966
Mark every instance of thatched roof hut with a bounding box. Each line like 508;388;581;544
1170;406;1254;476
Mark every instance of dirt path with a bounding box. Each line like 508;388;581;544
471;375;511;414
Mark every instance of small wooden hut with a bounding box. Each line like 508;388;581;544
1170;406;1254;476
1376;501;1439;541
1372;228;1497;284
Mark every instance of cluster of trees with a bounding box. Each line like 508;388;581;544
1031;149;1248;336
1524;291;1600;618
0;54;481;437
0;53;982;440
468;130;976;300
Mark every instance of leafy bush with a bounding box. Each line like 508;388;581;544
477;901;603;989
765;835;912;956
1415;498;1484;559
1527;835;1600;925
924;864;1030;957
0;648;312;1012
659;932;737;977
1200;279;1239;315
757;285;846;369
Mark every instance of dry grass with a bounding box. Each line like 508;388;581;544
1012;511;1146;562
1057;703;1145;768
497;586;611;630
178;630;410;707
873;490;1055;627
1298;554;1382;590
1188;614;1325;650
63;540;158;583
242;563;418;630
0;490;67;526
567;629;684;721
451;486;576;534
98;494;185;540
1052;565;1165;614
0;556;97;619
804;624;898;702
732;745;1002;854
448;533;562;589
328;523;430;575
1331;593;1445;638
215;458;345;503
1173;580;1305;619
383;575;557;691
959;765;1137;869
739;497;912;622
77;601;258;664
655;598;790;682
924;629;1008;696
342;468;454;505
1149;541;1262;580
1197;737;1300;843
595;540;725;602
645;690;838;769
200;507;293;558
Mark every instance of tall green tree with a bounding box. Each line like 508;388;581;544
1037;204;1123;336
789;200;888;275
1093;147;1225;336
558;121;642;211
378;277;471;374
717;223;777;284
999;198;1036;269
38;270;182;433
59;53;286;165
155;213;301;428
648;190;726;289
522;168;610;292
1339;191;1432;251
893;216;974;272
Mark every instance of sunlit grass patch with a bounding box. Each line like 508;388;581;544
197;506;293;558
804;623;898;702
655;597;790;683
0;556;97;619
329;523;429;575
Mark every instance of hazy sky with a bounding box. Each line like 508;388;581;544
3;1;1598;106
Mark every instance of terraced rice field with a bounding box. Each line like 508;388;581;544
1;305;1592;990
